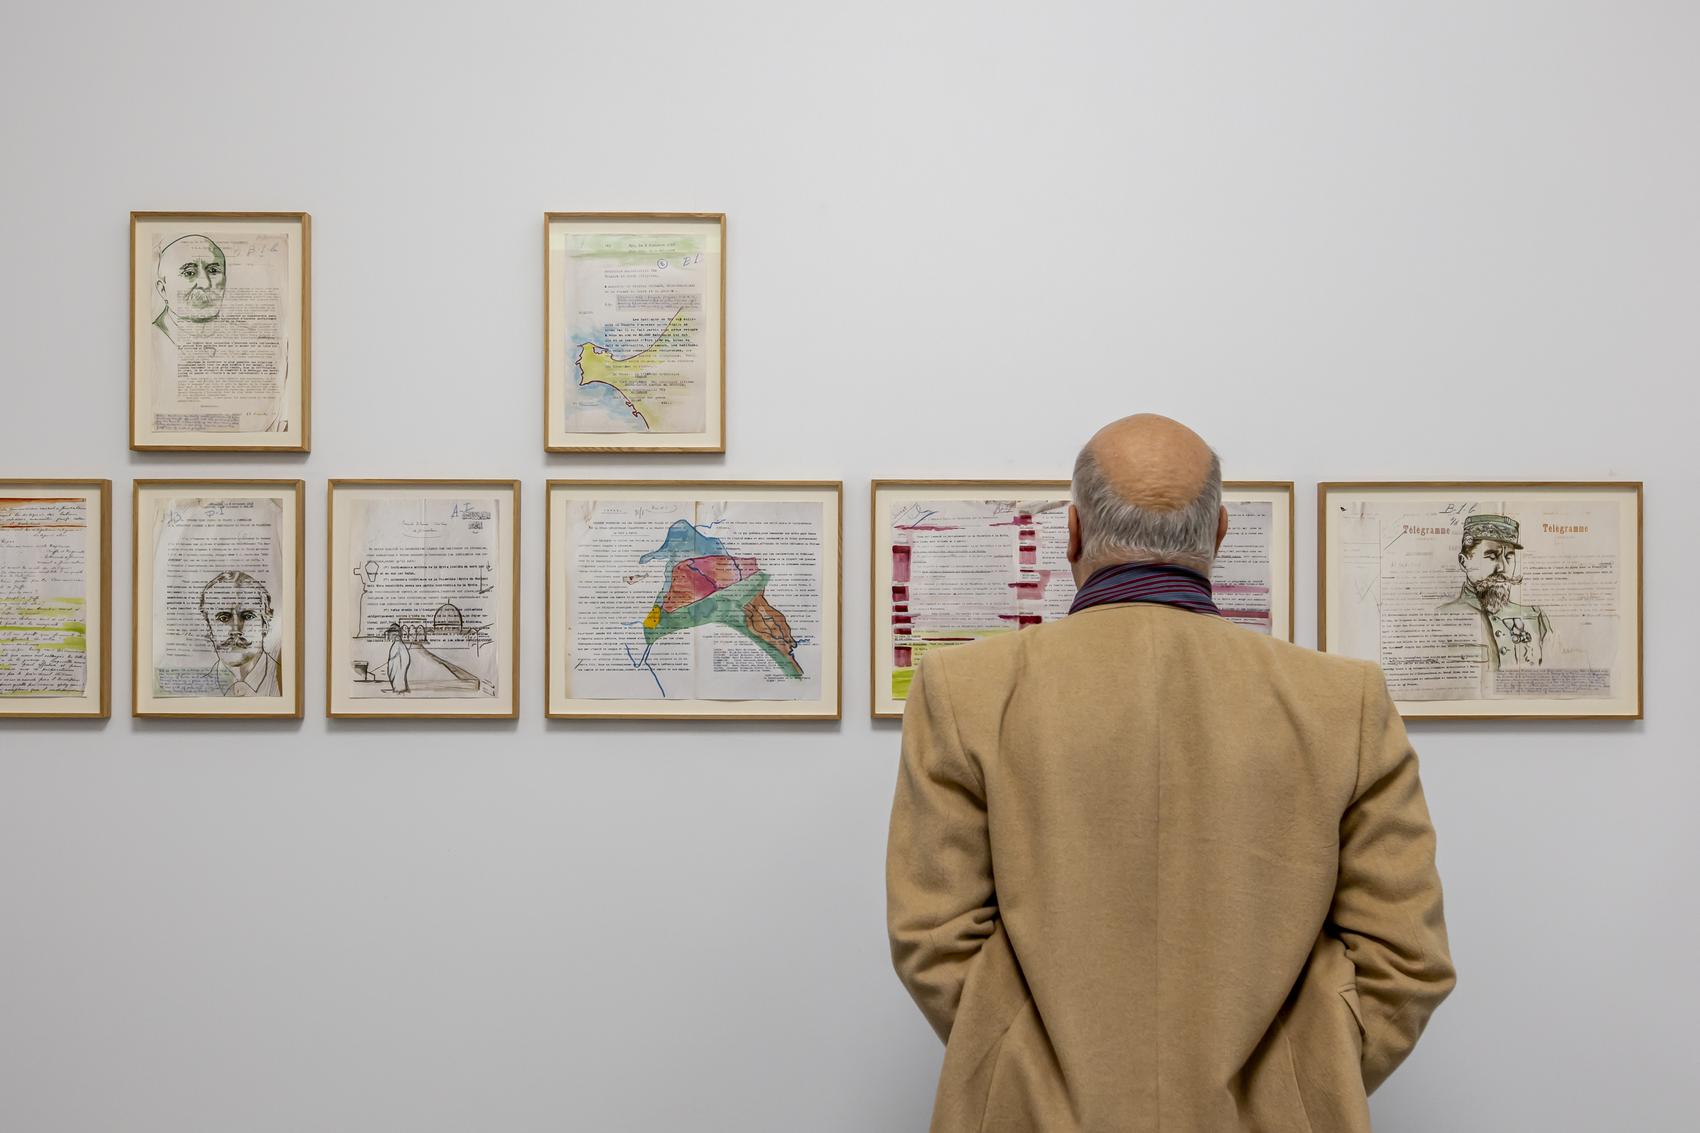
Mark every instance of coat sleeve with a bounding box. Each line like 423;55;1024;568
1330;663;1458;1094
886;654;997;1043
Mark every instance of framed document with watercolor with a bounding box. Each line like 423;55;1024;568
544;213;725;453
0;480;111;719
870;480;1294;718
547;480;840;719
1319;481;1642;720
130;212;310;452
133;480;304;718
327;480;520;719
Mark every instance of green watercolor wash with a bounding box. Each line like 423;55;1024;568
566;233;707;263
43;637;87;652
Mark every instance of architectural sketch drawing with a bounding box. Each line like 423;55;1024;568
346;498;501;699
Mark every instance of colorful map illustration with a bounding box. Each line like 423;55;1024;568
560;230;711;435
574;307;698;431
637;520;803;679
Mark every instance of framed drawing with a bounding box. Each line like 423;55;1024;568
547;480;841;719
327;480;520;719
871;480;1294;718
131;211;310;452
1319;481;1643;720
133;480;304;719
0;480;111;719
544;212;725;453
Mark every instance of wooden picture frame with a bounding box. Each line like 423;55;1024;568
870;479;1295;718
130;211;311;452
546;480;841;719
543;212;726;453
1318;481;1643;720
326;480;521;720
0;479;112;719
132;480;305;719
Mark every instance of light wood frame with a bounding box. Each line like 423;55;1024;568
543;212;727;453
869;479;1297;718
132;479;305;719
130;211;311;452
546;479;842;719
325;479;521;720
0;479;112;719
1318;480;1644;720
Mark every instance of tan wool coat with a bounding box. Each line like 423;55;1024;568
887;602;1455;1132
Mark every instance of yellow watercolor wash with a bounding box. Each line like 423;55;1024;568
575;308;697;427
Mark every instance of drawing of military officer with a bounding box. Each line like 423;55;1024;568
1438;514;1553;669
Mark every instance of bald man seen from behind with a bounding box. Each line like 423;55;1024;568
886;415;1454;1132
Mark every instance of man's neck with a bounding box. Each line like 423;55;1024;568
1074;557;1209;588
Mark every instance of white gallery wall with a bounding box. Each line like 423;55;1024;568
2;2;1696;1129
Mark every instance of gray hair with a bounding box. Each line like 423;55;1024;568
1071;446;1223;574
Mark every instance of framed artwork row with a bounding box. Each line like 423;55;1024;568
126;209;729;455
1;479;1644;722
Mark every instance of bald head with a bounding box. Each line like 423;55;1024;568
155;234;227;325
1068;414;1227;582
1082;414;1216;512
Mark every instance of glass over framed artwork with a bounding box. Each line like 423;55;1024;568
870;480;1295;718
326;480;520;719
543;213;725;453
0;480;111;719
1319;481;1643;720
133;480;305;719
547;480;841;719
130;211;310;452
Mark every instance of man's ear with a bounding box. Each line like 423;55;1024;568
1067;504;1082;564
155;277;167;302
1215;505;1229;553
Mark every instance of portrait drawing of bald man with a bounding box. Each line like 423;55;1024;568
137;220;295;439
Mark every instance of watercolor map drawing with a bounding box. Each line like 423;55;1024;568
562;231;710;435
638;520;804;682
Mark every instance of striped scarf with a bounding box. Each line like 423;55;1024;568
1067;561;1222;619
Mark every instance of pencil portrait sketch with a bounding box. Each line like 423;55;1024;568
132;214;306;448
1436;513;1553;670
199;569;281;696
